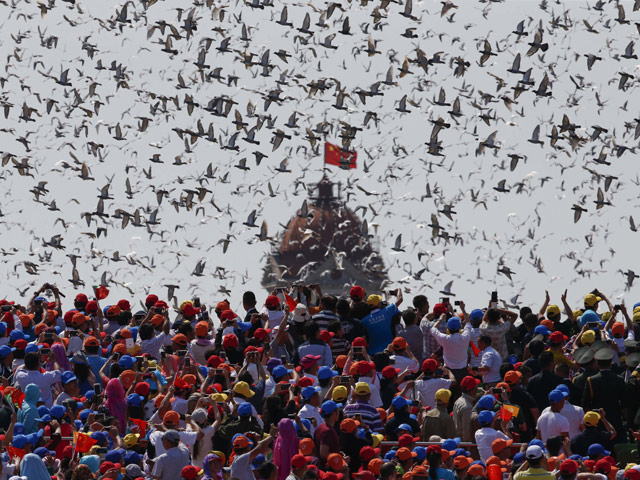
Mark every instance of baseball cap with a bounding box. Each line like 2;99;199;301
265;295;280;308
470;309;484;322
350;286;364;300
321;400;341;416
549;389;565;404
392;337;408;350
588;443;610;457
503;370;522;384
422;359;438;373
291;454;310;469
163;430;180;443
195;321;209;337
318;366;338;380
549;331;567;344
125;464;143;478
181;465;202;480
460;376;480;391
447;317;461;331
533;325;550;336
61;371;77;384
584;411;601;427
123;433;140;448
454;457;471;470
478;410;494;426
435;389;451;403
433;303;448;315
340;418;360;433
477;394;496;410
75;293;88;303
547;305;561;317
396;447;417;461
172;333;187;346
234;381;255;398
366;295;382;307
392;396;409;410
526;445;544;460
0;345;16;358
354;382;371;395
491;438;513;454
301;386;321;400
300;354;321;368
254;328;270;341
332;385;348;402
233;435;250;449
584;293;601;307
163;411;180;427
382;366;401;379
272;365;293;379
559;459;578;475
581;330;596;345
238;403;253;416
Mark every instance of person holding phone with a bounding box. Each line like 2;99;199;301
479;300;518;361
468;335;502;388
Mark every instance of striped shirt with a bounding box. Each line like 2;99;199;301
330;337;350;360
343;400;384;432
312;310;340;331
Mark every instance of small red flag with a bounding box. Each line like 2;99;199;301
499;404;520;422
74;432;98;453
6;446;26;460
93;285;109;300
130;418;147;437
470;341;480;357
324;142;357;169
283;292;297;311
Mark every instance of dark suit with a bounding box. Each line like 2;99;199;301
572;367;598;404
582;369;627;442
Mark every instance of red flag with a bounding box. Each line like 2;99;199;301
130;418;147;437
499;404;519;422
3;387;25;408
74;432;98;453
324;142;357;169
93;285;109;300
283;292;297;311
6;446;26;460
470;341;480;357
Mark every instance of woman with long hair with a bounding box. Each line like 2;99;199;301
426;445;455;480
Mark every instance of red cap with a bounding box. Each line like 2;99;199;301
100;462;121;475
352;337;368;347
422;359;438;373
254;328;270;340
549;331;567;344
356;361;375;375
117;299;131;312
433;303;448;315
85;301;98;314
220;310;236;321
181;465;201;480
381;366;401;379
215;301;230;312
359;446;380;462
460;376;481;391
182;304;200;317
291;454;310;469
106;305;122;317
319;330;335;343
75;293;88;304
595;459;611;474
625;470;640;480
350;286;364;300
265;295;280;308
207;355;223;367
297;377;314;388
134;382;150;396
222;334;239;349
559;460;578;475
145;294;158;307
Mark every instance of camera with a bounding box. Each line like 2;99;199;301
0;305;11;312
454;300;461;306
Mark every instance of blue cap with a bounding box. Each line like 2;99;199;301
534;325;550;336
454;447;471;457
105;449;124;463
35;296;48;304
447;317;461;332
74;420;82;429
320;400;341;415
251;453;266;469
33;447;55;458
12;434;28;449
50;405;65;419
478;410;495;426
384;450;397;461
25;343;41;355
318;366;339;380
37;406;50;417
14;423;25;435
300;418;311;431
35;414;52;423
569;454;584;462
237;321;252;332
470;309;484;322
513;452;525;465
61;371;77;384
127;393;143;407
0;322;6;335
528;439;546;451
9;330;24;341
556;384;569;397
272;365;292;379
548;389;565;404
91;431;109;443
477;395;496;410
238;402;253;416
27;429;43;446
392;396;409;410
301;386;321;400
588;443;610;457
78;409;93;422
413;446;426;461
84;391;95;401
119;355;136;369
442;438;461;451
396;423;412;432
124;451;142;466
580;310;600;327
0;345;17;358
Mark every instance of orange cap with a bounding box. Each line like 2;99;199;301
299;437;314;455
327;453;346;471
392;337;408;350
113;343;127;354
151;314;164;327
120;370;135;389
336;355;348;369
34;323;48;336
172;333;187;346
503;370;522;384
163;411;180;427
195;321;209;337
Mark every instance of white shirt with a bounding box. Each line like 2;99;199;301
536;410;570;442
475;427;509;462
359;376;383;408
189;425;216;468
14;368;62;407
230;452;254;480
431;323;472;369
468;328;483;367
298;403;324;435
149;430;198;456
480;346;502;383
390;355;419;373
541;402;584;439
413;377;453;409
139;332;168;360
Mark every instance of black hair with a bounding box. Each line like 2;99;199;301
139;323;154;341
499;363;514;379
243;291;257;307
546;435;564;456
402;308;417;326
519;306;532;320
528;339;545;357
24;352;40;370
372;352;390;372
320;295;337;311
303;321;320;339
528;457;542;468
479;335;492;346
257;461;277;480
380;462;397;480
74;362;91;382
302;470;319;480
486;309;501;324
327;320;342;333
427;451;442;479
412;295;428;311
336;299;350;316
351;302;370;320
539;350;555;369
523;313;538;329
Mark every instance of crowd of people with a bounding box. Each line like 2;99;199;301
1;283;640;480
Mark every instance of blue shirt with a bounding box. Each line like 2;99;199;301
361;304;399;354
86;355;107;391
430;467;455;480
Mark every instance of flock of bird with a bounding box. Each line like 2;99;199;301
0;0;639;309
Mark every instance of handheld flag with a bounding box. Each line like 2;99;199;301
324;142;357;169
470;341;480;357
499;404;520;422
74;431;98;453
93;285;109;300
130;418;148;437
283;292;298;311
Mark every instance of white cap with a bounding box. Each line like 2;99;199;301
525;445;544;460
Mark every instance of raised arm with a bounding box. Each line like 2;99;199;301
560;289;574;323
538;290;550;318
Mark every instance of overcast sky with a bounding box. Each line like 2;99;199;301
0;0;639;318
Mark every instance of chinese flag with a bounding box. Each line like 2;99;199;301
283;292;298;311
470;341;480;357
74;431;98;453
3;388;25;408
6;446;26;460
94;285;109;300
499;404;520;422
130;418;147;437
324;142;357;169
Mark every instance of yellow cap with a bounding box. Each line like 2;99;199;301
332;385;348;402
233;381;255;398
212;393;228;402
583;411;601;427
633;311;640;323
581;330;596;345
435;389;451;403
601;311;611;322
584;294;601;307
354;382;371;395
366;295;382;307
371;433;384;448
123;433;140;448
547;305;561;317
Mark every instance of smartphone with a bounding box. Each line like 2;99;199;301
404;373;416;381
40;348;51;356
94;383;101;395
214;369;223;375
454;300;461;306
0;305;11;312
587;321;599;330
125;338;135;351
34;299;42;306
352;346;364;353
441;297;450;305
154;307;162;313
490;291;498;309
184;357;191;367
340;376;351;384
471;366;479;371
135;356;144;362
193;297;201;308
44;333;54;341
95;447;108;454
614;304;622;311
68;330;78;337
177;350;187;357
